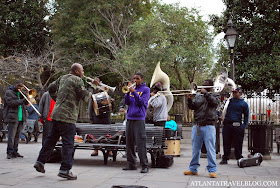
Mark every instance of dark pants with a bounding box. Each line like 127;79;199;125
222;122;245;160
94;115;111;124
154;121;166;140
126;120;148;168
42;120;53;146
37;120;76;171
7;121;23;154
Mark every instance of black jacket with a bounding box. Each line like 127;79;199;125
188;92;220;126
0;107;3;130
3;86;28;123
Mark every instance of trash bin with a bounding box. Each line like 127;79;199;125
248;121;273;155
175;114;183;124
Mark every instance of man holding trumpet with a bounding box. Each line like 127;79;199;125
34;63;99;180
123;72;150;173
3;80;29;159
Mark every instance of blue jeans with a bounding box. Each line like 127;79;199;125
37;120;76;171
189;125;217;173
7;121;23;154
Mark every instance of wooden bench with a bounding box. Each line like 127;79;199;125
0;120;42;143
55;123;164;167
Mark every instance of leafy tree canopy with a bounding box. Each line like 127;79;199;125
210;0;280;90
0;0;49;56
50;0;153;82
124;3;214;89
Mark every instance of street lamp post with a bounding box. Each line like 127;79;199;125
224;19;238;81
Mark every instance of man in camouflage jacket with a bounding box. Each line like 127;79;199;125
34;63;99;180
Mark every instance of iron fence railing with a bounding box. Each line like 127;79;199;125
77;89;280;125
2;83;280;126
243;89;280;124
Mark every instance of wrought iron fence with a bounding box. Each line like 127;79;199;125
243;89;280;124
78;89;280;125
2;82;279;126
169;89;280;125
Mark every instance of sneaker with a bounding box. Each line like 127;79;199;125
7;153;16;159
209;172;216;178
13;152;24;158
91;151;98;156
183;171;198;175
140;167;149;173
58;172;77;180
122;165;137;170
34;161;45;173
108;151;113;157
219;160;228;165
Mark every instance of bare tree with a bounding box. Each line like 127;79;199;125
89;7;140;82
0;45;71;91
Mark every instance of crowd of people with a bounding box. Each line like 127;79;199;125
0;63;249;181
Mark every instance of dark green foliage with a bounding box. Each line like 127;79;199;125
210;0;280;90
50;0;153;82
0;0;49;56
126;3;213;88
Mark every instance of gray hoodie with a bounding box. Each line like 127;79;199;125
149;95;168;122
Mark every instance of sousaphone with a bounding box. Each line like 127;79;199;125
149;62;174;112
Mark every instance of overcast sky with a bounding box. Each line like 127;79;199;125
161;0;227;64
161;0;226;38
161;0;225;20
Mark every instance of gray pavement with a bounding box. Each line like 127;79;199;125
0;137;279;188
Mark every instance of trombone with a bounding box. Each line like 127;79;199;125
23;85;37;98
83;76;116;92
156;82;197;96
122;83;136;93
18;85;41;116
157;82;225;96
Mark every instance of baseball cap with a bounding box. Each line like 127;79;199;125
232;87;242;93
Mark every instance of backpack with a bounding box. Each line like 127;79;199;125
46;148;62;163
156;155;174;168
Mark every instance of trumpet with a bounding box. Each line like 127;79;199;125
122;83;136;93
18;85;41;116
83;76;116;92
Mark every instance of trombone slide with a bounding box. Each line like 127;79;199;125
18;90;41;116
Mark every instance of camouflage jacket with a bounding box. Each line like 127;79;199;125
48;74;91;124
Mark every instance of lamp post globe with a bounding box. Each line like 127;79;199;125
224;19;238;81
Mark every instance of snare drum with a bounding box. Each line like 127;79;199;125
164;138;181;156
91;92;112;116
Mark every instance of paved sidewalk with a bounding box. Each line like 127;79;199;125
0;139;279;188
